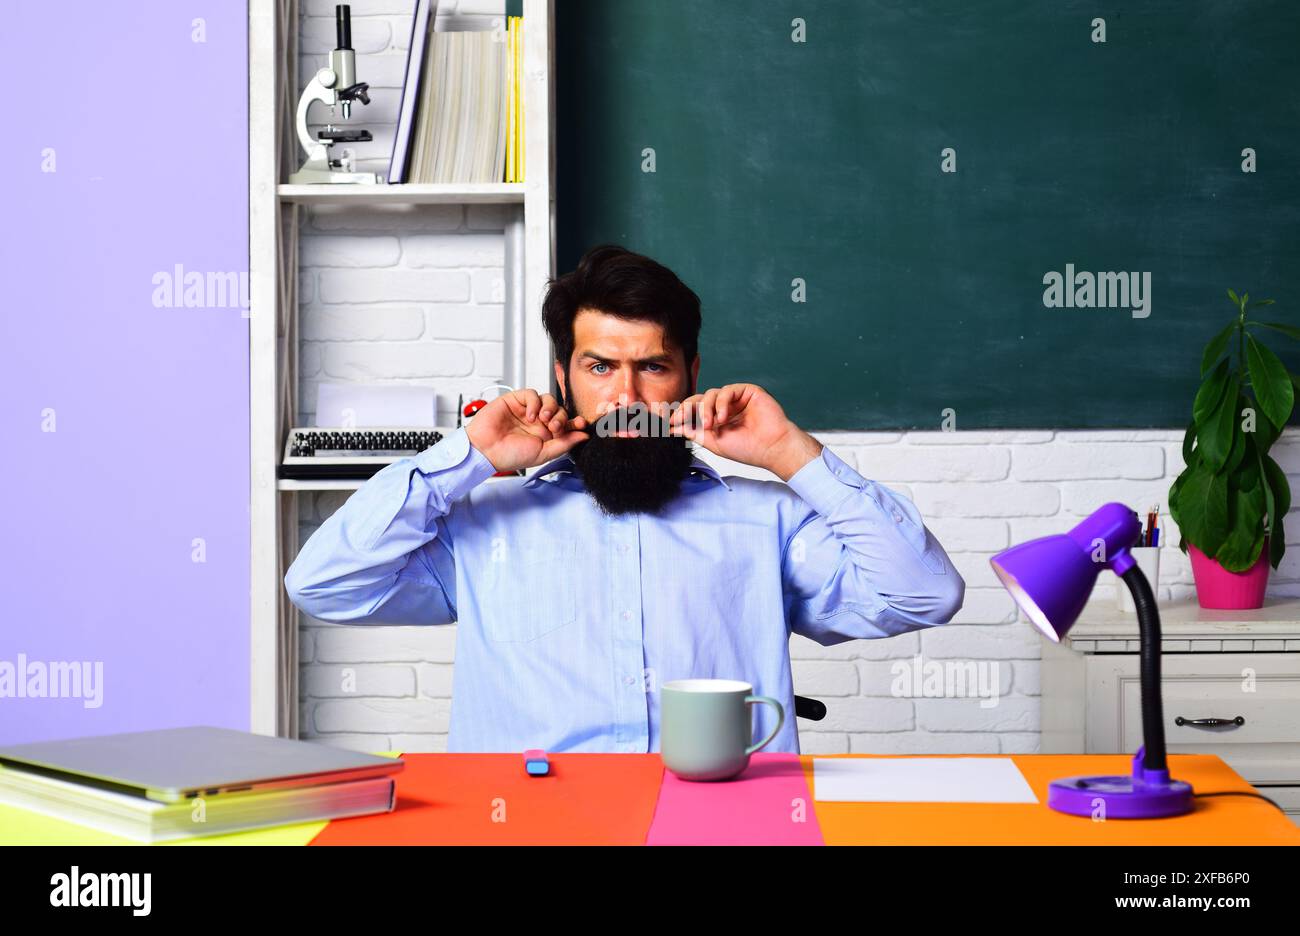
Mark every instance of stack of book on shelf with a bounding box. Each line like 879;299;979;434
0;726;402;843
389;0;524;184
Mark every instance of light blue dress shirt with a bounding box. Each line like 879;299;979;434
284;426;965;754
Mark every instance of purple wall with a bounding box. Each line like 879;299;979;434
1;4;250;743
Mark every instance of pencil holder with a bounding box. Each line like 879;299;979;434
1117;546;1160;613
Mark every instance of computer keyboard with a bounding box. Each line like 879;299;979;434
279;426;524;481
280;426;445;480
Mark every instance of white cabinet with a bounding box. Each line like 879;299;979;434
1042;598;1300;827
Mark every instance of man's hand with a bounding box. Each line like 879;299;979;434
667;383;823;481
465;389;590;472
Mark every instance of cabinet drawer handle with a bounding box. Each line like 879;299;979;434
1174;715;1245;728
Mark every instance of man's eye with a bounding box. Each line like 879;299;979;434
644;364;663;373
590;363;609;374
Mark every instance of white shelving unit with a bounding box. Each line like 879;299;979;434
249;0;557;737
278;182;525;205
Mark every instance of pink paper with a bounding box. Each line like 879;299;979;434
645;752;824;845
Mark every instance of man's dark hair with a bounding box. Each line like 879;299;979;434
541;244;702;404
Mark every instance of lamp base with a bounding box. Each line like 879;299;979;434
1046;747;1194;819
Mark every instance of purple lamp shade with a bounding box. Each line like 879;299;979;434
989;503;1140;642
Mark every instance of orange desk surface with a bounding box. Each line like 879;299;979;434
805;754;1300;846
1;753;1296;846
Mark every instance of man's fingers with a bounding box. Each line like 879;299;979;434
504;389;533;421
545;403;573;435
700;388;721;429
539;426;589;460
538;397;579;434
715;384;752;428
671;394;704;426
538;393;560;426
671;386;750;430
522;389;543;422
503;389;544;423
716;386;737;427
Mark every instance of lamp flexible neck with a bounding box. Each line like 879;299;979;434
1121;564;1167;771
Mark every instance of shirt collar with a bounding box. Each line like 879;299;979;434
522;452;732;492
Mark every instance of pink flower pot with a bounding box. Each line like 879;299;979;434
1189;535;1270;609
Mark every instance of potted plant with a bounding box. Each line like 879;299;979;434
1168;290;1296;609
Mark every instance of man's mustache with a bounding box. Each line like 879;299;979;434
589;402;681;439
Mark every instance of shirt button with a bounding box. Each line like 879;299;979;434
893;512;903;522
620;544;630;553
621;610;631;620
623;675;636;686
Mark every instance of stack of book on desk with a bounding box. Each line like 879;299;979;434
0;726;402;843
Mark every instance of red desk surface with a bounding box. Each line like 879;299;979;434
309;752;662;845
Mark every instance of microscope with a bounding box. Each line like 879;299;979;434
288;4;380;184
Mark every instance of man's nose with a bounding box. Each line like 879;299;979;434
617;374;643;406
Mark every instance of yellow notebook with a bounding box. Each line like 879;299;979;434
506;16;517;182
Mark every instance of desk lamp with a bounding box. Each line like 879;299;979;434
989;502;1193;818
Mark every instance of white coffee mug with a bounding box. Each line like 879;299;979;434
660;679;785;781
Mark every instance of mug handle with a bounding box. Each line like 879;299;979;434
743;695;786;755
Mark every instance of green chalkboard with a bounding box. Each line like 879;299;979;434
556;0;1300;430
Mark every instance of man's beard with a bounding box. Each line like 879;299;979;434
567;403;696;516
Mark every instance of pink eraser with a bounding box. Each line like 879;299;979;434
523;749;549;776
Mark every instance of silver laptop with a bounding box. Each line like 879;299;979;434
0;726;404;803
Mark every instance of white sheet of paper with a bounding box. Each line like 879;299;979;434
315;382;437;427
813;757;1039;803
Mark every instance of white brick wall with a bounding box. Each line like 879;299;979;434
291;3;1300;757
297;203;511;430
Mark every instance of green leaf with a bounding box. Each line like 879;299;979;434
1242;403;1280;453
1180;420;1197;465
1192;358;1230;428
1246;333;1295;429
1178;463;1231;556
1228;289;1241;306
1261;451;1292;517
1259;457;1277;567
1168;464;1196;549
1215;480;1267;572
1169;464;1192;520
1221;417;1246;476
1251;320;1300;341
1200;372;1239;472
1237;432;1262;492
1249;299;1276;308
1216;527;1266;573
1200;320;1237;376
1258;450;1290;569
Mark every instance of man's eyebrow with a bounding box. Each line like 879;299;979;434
576;350;675;366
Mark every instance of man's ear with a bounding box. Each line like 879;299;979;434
554;359;568;409
689;354;701;396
